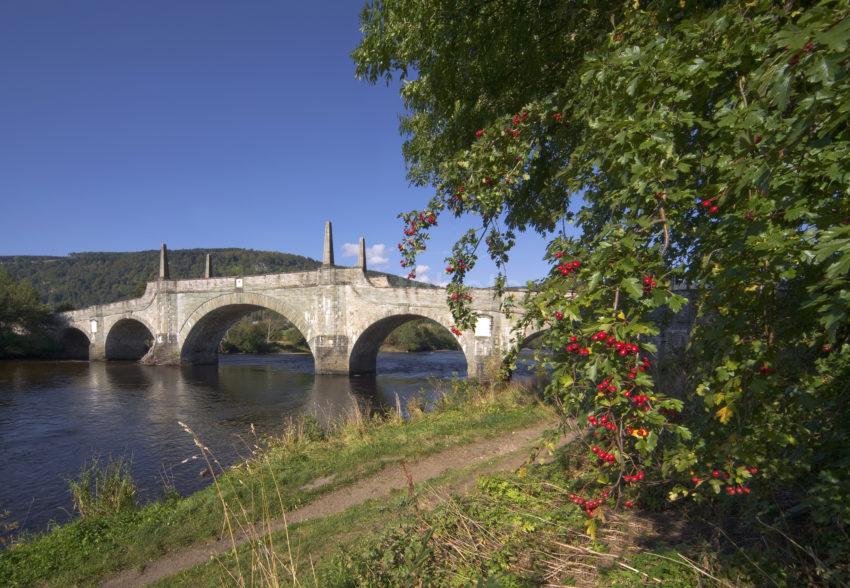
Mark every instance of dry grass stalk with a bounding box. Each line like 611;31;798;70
179;420;308;587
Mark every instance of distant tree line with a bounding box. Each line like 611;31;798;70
0;249;321;310
221;310;459;355
0;249;460;356
0;267;58;358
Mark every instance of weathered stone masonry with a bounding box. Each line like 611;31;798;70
59;222;533;379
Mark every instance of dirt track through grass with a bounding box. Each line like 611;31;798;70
103;419;562;587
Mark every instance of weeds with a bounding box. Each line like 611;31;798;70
0;380;548;587
0;510;18;548
67;456;137;519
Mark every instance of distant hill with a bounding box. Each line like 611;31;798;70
0;249;321;310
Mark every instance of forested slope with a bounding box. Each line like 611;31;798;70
0;249;321;309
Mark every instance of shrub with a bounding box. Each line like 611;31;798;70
68;457;137;519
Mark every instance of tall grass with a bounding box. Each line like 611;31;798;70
67;457;137;519
174;379;543;587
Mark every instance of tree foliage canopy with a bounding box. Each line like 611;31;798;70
355;0;850;570
0;267;55;358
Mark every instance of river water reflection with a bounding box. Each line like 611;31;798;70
0;351;473;535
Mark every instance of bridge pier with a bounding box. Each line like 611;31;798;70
59;224;528;381
89;342;106;362
141;336;182;365
312;335;353;375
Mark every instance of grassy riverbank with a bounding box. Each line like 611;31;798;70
0;381;551;586
155;436;833;588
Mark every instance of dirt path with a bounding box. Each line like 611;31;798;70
102;419;565;587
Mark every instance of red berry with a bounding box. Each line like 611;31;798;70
554;311;564;321
475;129;485;138
712;470;720;478
710;205;719;214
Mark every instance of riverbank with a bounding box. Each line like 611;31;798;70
1;376;827;586
0;379;553;586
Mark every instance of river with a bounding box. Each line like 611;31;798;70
0;351;481;536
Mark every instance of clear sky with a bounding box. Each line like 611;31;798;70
0;1;553;286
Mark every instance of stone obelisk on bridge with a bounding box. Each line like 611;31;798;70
59;222;533;380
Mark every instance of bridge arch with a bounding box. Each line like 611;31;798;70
106;318;155;360
504;328;549;379
178;292;314;365
58;327;90;359
349;312;469;375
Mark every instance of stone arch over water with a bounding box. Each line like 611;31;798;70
58;327;90;359
178;292;314;365
495;327;550;381
348;313;469;375
105;318;155;360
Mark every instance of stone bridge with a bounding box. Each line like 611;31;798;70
59;223;534;379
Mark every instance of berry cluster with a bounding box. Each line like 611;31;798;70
450;326;463;336
403;212;437;237
627;426;649;438
449;292;473;302
592;445;617;464
554;310;564;321
556;259;582;276
624;470;645;483
700;197;719;215
553;113;563;123
642;275;657;295
590;331;640;357
587;413;617;431
624;390;651;410
566;335;590;356
627;356;651;379
445;259;468;274
569;490;610;516
449;185;466;204
597;379;618;394
692;465;758;497
475;128;485;138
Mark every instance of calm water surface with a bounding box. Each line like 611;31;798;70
0;351;472;535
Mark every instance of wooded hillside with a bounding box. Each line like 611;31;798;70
0;249;321;309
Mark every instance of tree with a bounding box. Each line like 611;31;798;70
0;267;55;358
355;0;850;561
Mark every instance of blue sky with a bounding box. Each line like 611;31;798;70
0;1;553;286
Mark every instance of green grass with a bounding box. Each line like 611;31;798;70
154;436;541;587
0;382;551;587
157;439;755;588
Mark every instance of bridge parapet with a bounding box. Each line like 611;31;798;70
57;223;532;380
